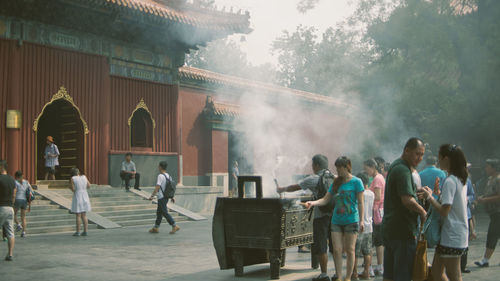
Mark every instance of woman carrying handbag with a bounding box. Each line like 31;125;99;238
419;144;469;281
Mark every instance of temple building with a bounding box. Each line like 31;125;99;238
0;0;344;193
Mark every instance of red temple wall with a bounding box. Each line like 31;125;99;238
179;86;212;176
0;39;109;183
109;76;178;153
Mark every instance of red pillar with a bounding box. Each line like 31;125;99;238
99;57;111;184
6;41;21;176
174;84;183;184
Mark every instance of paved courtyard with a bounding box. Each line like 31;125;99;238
1;210;499;281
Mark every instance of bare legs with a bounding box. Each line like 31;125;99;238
432;253;462;281
332;231;357;280
75;212;88;233
13;209;27;233
319;252;328;275
376;246;384;269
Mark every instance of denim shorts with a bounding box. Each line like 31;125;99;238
14;199;28;210
331;222;359;233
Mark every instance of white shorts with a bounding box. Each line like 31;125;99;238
0;206;14;238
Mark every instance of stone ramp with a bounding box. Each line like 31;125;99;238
50;186;192;228
36;187;121;229
129;188;206;221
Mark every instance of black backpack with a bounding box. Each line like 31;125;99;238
160;174;177;199
316;170;336;213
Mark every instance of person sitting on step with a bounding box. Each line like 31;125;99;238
120;152;141;191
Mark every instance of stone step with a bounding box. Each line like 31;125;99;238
25;213;76;221
90;204;160;212
25;208;70;216
36;180;71;189
97;208;178;217
23;223;99;235
27;218;95;228
117;216;189;227
105;212;182;222
88;199;151;207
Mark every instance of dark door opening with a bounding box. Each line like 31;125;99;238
37;99;85;180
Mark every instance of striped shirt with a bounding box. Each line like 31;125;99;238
44;143;60;167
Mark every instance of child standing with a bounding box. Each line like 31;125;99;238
354;173;375;279
14;171;32;237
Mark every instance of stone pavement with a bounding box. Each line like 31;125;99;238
0;211;499;281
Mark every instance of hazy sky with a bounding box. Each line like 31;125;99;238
214;0;357;65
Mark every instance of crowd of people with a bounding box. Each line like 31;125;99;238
278;137;500;281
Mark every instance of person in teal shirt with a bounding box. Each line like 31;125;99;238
306;156;364;281
419;155;447;189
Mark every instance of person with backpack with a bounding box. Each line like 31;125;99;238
277;154;335;281
306;156;365;281
148;161;180;234
419;144;469;281
13;171;33;238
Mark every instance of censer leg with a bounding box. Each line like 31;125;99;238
270;250;281;279
232;248;244;277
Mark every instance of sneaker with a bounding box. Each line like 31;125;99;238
374;268;383;276
81;232;88;237
72;232;80;237
312;274;330;281
475;261;489;267
20;232;26;238
125;187;130;192
5;255;13;261
134;187;142;191
461;269;471;273
170;225;180;234
331;274;340;281
149;227;159;233
369;268;375;277
15;224;22;232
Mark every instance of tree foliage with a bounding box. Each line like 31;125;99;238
271;0;500;161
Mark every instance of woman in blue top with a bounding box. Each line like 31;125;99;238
307;156;364;281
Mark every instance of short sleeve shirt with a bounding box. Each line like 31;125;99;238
419;166;447;189
156;173;172;200
370;173;385;225
485;175;500;215
382;158;418;240
0;174;16;207
44;144;60;167
121;161;136;172
329;176;364;225
15;180;31;200
298;169;330;219
440;175;468;248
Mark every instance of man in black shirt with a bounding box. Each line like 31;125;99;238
0;160;16;261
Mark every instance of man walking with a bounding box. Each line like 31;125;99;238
148;161;180;234
277;154;334;281
382;138;427;281
120;152;141;191
0;160;16;261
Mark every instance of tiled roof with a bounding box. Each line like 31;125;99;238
179;66;352;107
83;0;251;32
212;101;240;117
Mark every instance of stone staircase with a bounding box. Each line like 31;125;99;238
23;186;190;235
24;196;98;235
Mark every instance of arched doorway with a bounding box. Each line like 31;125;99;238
130;108;153;148
34;87;87;180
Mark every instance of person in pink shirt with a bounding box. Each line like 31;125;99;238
364;159;386;276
